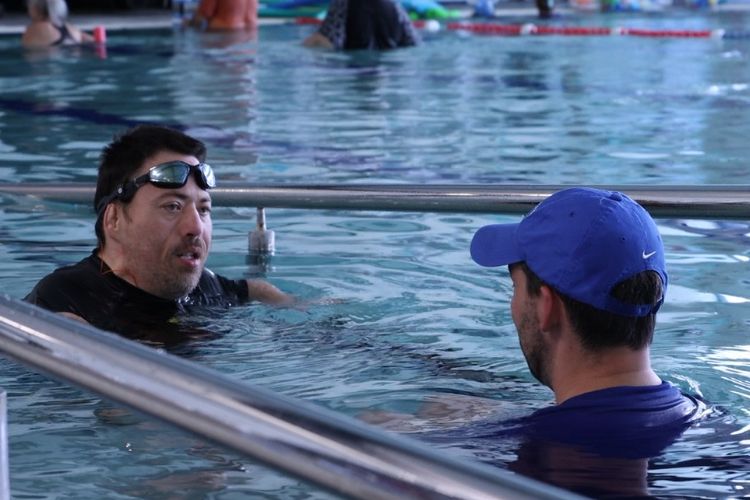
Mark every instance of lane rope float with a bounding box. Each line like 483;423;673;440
295;17;750;39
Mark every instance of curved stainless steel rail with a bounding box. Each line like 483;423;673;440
0;296;582;500
0;182;748;218
0;390;8;500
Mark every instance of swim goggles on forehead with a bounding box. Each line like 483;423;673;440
97;160;216;213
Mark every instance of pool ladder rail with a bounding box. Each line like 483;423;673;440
2;182;748;269
0;183;749;219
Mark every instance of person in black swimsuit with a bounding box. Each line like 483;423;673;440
26;125;292;342
51;22;74;45
22;0;93;49
303;0;419;51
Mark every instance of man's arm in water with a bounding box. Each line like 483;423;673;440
246;279;295;306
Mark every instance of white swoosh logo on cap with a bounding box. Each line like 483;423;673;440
642;250;657;259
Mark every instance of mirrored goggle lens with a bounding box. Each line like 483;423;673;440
148;161;215;189
198;163;216;189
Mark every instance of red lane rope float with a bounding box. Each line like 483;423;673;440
535;25;613;35
295;17;730;39
295;17;322;25
451;22;524;35
446;21;724;38
620;27;713;37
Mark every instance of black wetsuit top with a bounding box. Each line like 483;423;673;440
25;251;249;344
52;23;75;46
318;0;419;50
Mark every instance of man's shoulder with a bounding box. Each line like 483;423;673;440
24;253;107;318
537;382;696;420
526;382;702;457
25;255;98;299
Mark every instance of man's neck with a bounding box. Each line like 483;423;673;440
97;246;138;288
549;343;661;404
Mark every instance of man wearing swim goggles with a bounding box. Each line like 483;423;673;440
95;160;216;214
97;151;217;303
26;125;292;340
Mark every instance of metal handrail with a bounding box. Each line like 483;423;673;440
0;390;8;500
0;296;583;500
0;182;749;218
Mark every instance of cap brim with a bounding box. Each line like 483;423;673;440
470;223;523;267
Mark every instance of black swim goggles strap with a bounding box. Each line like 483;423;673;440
96;160;216;215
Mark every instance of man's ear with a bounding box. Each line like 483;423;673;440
537;284;564;333
102;203;123;241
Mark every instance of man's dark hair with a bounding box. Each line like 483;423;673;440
514;262;662;351
93;125;206;247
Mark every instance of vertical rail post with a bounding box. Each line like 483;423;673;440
249;207;275;255
0;389;9;500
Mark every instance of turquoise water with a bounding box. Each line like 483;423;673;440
0;14;749;498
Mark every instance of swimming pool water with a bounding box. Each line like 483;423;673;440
0;12;749;498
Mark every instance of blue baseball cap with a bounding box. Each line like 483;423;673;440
470;187;667;317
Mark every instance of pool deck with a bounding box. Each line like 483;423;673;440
0;5;544;36
0;10;177;35
1;2;748;36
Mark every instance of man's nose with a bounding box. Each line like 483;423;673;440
180;204;205;237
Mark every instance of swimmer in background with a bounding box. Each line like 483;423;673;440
189;0;258;31
22;0;94;49
303;0;419;51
